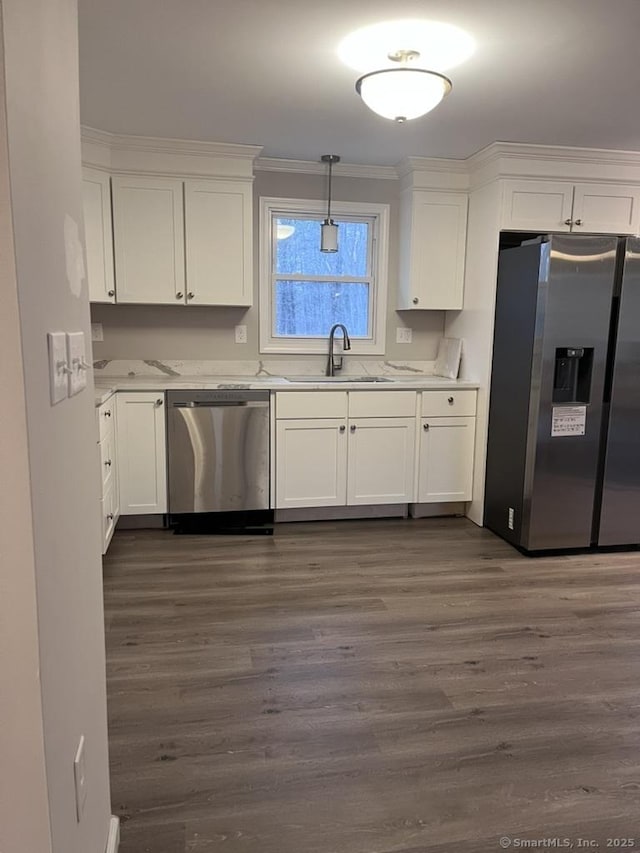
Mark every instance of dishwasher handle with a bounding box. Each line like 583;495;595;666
172;400;269;408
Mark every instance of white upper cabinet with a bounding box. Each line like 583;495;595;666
571;183;640;234
185;180;252;306
398;190;468;310
502;180;640;234
82;167;115;303
112;176;185;304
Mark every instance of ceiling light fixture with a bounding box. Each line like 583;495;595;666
355;49;452;123
320;154;340;253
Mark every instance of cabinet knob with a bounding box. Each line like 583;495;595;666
350;424;356;432
106;513;114;521
339;425;346;433
423;423;429;431
105;459;112;467
448;396;454;404
176;292;184;299
107;289;115;297
564;218;573;226
187;292;195;300
155;398;163;407
104;410;111;417
574;218;583;226
412;297;419;305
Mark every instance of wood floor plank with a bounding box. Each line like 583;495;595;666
103;518;640;852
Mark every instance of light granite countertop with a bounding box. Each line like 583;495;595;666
94;374;479;406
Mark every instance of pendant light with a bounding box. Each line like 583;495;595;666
320;154;340;252
355;50;452;123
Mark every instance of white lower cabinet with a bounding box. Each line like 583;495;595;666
275;419;347;508
418;416;475;502
96;397;119;554
347;418;416;505
116;392;167;514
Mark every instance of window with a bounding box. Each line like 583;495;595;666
259;197;389;354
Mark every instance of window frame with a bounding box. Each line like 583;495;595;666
259;197;390;354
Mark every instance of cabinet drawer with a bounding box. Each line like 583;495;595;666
348;391;417;418
421;390;476;417
97;398;115;441
276;391;348;419
99;430;116;492
101;481;117;554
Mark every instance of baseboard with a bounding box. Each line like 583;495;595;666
408;502;466;518
275;504;409;523
116;514;166;530
105;815;120;853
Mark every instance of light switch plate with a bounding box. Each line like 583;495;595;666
91;323;103;342
67;332;87;397
235;324;247;344
396;327;412;344
47;332;68;405
73;735;87;822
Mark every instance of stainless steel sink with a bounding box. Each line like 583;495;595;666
285;376;393;383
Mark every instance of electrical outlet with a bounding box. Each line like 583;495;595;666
91;323;103;342
235;324;247;344
396;327;412;344
47;332;69;405
73;735;88;821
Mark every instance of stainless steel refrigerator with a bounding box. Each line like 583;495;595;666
485;234;640;552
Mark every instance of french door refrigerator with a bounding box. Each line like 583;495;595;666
485;235;640;552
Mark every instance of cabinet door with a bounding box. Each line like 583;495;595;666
398;190;468;310
112;176;185;304
347;418;415;505
418;417;475;503
82;167;115;303
571;183;640;235
275;419;347;508
501;180;574;232
116;393;167;514
185;180;252;306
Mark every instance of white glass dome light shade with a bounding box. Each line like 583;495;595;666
337;20;475;74
355;68;452;122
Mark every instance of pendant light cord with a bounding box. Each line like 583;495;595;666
327;158;333;221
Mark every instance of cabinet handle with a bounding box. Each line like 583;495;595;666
574;218;583;226
187;292;195;300
448;396;454;404
104;459;112;467
564;218;573;226
107;289;115;297
176;292;184;299
423;423;429;431
350;424;356;432
339;425;346;433
155;398;164;407
106;513;114;521
104;410;111;417
412;297;419;305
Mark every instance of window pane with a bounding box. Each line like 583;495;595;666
274;280;370;337
275;218;369;277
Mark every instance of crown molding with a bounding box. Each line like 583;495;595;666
81;126;262;161
470;140;640;171
255;156;398;180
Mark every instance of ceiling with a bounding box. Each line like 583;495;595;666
78;0;640;167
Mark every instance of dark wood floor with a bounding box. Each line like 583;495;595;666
103;518;640;853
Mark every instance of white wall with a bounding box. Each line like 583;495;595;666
0;11;52;851
91;169;444;362
0;1;112;852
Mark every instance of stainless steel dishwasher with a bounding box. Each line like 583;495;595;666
166;389;271;532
